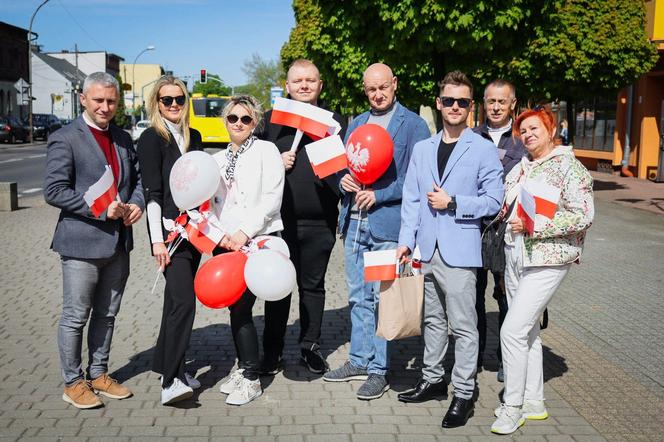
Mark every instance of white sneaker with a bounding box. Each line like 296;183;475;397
161;378;193;405
494;399;548;420
491;404;525;435
184;373;201;390
219;369;245;395
225;377;262;406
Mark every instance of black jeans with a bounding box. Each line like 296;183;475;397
475;267;509;365
263;222;336;360
153;241;201;388
212;247;261;380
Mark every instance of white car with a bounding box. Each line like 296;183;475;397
132;120;150;142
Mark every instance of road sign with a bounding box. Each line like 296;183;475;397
14;78;30;105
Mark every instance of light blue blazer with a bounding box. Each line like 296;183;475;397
398;128;504;267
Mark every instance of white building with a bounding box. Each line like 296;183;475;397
31;52;86;119
45;50;123;77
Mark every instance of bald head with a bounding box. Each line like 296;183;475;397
363;63;397;112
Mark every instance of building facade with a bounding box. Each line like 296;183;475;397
31;52;86;120
119;63;165;110
0;21;29;119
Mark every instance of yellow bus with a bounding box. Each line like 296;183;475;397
189;93;230;145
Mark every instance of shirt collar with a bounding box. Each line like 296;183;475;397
82;112;109;132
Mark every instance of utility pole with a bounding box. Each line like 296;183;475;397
28;0;51;143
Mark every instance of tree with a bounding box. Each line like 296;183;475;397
113;74;130;128
192;74;232;96
240;53;285;108
281;0;658;114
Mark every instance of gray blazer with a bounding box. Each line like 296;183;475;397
44;116;144;259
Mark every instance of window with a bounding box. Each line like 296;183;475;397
572;97;615;152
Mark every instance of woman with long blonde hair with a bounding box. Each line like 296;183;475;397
137;75;203;405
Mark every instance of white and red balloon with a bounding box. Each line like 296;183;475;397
169;151;220;211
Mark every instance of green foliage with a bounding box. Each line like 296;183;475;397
240;53;285;108
113;74;129;128
282;0;658;114
192;74;232;96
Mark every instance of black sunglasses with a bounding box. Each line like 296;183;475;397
226;114;253;125
159;95;186;106
440;96;472;108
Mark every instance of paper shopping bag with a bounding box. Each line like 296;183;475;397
376;273;424;341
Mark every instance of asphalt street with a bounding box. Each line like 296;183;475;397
0;142;48;198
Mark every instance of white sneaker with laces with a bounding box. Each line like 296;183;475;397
491;404;525;435
219;369;245;395
225;377;262;406
161;378;193;405
184;373;201;390
494;399;548;420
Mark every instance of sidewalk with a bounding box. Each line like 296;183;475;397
0;183;663;440
590;170;664;217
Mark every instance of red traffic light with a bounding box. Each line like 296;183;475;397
200;69;207;84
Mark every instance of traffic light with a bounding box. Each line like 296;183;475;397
200;69;207;84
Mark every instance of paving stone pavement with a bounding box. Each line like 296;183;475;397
0;190;662;441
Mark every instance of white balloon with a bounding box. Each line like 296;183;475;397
169;151;220;210
244;249;296;301
253;235;291;258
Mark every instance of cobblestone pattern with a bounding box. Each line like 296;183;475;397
0;196;659;440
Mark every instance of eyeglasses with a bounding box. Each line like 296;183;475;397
440;96;472;108
226;114;253;125
159;95;186;106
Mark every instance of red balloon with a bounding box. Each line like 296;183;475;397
345;124;394;185
194;251;248;309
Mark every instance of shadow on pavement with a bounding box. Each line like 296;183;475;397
593;179;627;191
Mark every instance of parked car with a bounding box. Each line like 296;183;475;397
31;113;62;141
132;120;150;142
0;115;31;144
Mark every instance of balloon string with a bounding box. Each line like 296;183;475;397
151;235;184;295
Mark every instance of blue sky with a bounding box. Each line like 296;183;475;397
2;0;296;86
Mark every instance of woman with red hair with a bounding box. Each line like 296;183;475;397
491;107;594;435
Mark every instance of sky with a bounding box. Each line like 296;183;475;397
2;0;296;86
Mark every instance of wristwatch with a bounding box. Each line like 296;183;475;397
447;196;457;212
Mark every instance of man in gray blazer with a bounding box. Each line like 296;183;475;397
44;72;144;409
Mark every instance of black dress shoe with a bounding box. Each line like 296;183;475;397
398;379;447;403
441;396;474;428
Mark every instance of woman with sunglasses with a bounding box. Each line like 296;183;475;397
212;95;284;405
490;107;593;434
136;75;203;406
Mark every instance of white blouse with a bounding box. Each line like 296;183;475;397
212;138;285;238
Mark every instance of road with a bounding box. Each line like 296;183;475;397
0;142;48;198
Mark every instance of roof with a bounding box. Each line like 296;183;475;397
33;52;87;85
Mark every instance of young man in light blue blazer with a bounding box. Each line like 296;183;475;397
397;71;504;428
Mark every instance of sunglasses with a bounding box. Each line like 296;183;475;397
226;114;253;125
159;95;186;106
440;96;472;108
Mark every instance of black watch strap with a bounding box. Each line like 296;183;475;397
448;196;457;212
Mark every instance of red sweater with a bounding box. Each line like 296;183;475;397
88;125;119;183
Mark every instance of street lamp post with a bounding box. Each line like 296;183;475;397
28;0;51;143
131;45;155;114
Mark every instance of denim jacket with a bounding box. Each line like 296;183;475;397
338;101;430;241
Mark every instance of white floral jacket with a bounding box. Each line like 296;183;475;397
503;146;594;267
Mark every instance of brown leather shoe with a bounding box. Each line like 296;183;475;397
62;380;103;409
90;373;132;399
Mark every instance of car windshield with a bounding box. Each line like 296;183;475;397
33;115;47;124
192;98;227;117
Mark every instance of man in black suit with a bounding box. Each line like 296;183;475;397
44;72;144;409
256;59;346;374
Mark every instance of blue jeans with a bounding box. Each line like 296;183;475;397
343;217;396;376
59;251;129;386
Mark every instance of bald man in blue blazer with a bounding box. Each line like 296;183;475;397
397;71;503;428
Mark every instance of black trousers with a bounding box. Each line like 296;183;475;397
263;222;336;360
212;247;261;380
153;241;201;388
475;267;509;365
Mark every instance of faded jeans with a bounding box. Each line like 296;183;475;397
343;217;396;376
59;251;129;386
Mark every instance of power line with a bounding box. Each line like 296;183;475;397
55;0;108;51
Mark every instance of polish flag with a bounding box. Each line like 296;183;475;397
364;249;399;282
517;187;537;235
271;97;340;140
526;181;561;219
305;135;348;179
83;165;118;218
185;211;224;255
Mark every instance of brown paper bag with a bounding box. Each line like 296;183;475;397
376;273;424;341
